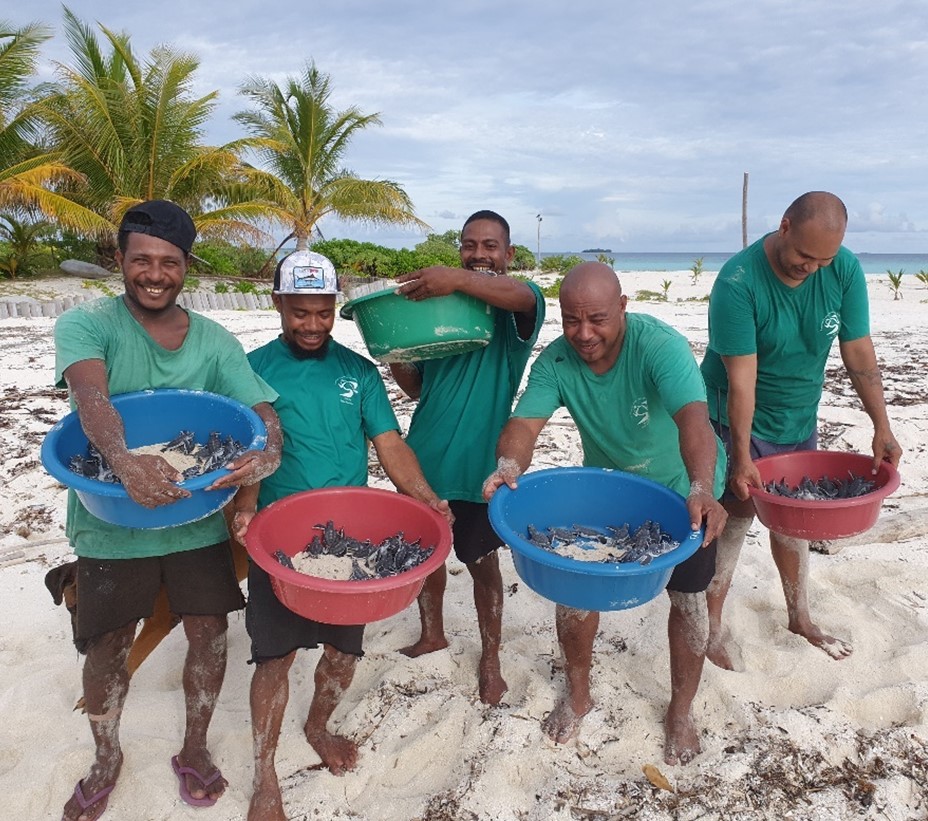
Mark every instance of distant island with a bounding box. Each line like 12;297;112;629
582;247;613;253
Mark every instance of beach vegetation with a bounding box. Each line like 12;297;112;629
233;62;428;258
886;269;904;301
182;275;199;292
634;289;664;301
541;277;562;298
214;282;229;294
540;254;584;274
690;257;704;286
33;8;269;267
0;214;56;277
511;244;536;271
190;240;267;278
596;253;615;267
660;279;672;300
915;270;928;288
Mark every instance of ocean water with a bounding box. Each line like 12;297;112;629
545;251;928;275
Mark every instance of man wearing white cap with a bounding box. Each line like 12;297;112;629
232;249;452;821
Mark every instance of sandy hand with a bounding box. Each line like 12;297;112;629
116;453;189;508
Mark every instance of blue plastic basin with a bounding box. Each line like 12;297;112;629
488;466;703;610
41;389;267;529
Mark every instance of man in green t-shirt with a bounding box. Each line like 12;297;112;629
55;201;282;821
484;262;727;766
700;191;902;670
387;210;545;705
232;250;452;821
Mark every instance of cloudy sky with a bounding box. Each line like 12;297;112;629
18;1;928;253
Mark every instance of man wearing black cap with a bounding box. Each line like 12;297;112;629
55;200;282;820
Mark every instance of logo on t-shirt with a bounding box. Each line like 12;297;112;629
337;376;359;404
631;396;649;427
820;312;840;338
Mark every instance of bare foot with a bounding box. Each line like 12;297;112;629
248;779;287;821
399;635;449;658
305;727;359;775
478;654;508;705
706;626;745;672
174;748;227;803
62;754;123;821
542;694;592;744
789;622;853;659
664;709;700;765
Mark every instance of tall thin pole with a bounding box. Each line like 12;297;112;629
536;214;543;266
742;172;749;248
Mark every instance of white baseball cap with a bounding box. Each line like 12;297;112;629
273;250;338;295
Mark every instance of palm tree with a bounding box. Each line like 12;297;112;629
35;7;265;262
0;19;107;232
234;62;428;253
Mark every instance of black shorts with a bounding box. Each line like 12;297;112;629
75;542;245;641
245;561;365;662
665;537;717;593
449;500;502;565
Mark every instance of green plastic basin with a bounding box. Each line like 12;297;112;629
340;287;495;363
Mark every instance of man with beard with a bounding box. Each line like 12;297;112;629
388;210;545;705
701;191;902;669
232;250;452;821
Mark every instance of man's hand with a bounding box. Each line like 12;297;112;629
429;499;455;528
728;456;762;502
395;267;464;301
686;486;728;547
231;506;256;542
206;447;280;491
482;457;523;501
872;429;903;472
113;453;191;508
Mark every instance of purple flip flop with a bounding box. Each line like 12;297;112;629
63;780;114;820
171;755;225;808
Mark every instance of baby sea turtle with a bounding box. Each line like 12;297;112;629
763;471;876;500
524;521;680;566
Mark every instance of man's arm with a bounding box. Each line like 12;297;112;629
207;402;283;490
481;416;549;500
388;363;422;401
720;353;761;500
395;267;538;315
371;430;453;525
839;336;903;469
673;401;728;546
64;358;190;508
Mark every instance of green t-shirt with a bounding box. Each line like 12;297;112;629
248;337;400;506
513;313;726;499
53;296;278;559
700;236;870;443
405;283;545;502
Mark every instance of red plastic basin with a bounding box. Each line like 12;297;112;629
748;451;900;540
244;487;452;625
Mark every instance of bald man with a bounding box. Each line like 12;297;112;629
701;191;902;670
484;262;728;765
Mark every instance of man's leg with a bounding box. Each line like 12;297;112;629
543;606;598;743
62;622;135;821
664;590;709;765
467;551;507;705
770;532;852;659
705;506;753;671
175;614;229;803
399;564;449;657
303;644;360;774
248;652;296;821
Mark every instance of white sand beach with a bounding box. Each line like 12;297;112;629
1;269;926;820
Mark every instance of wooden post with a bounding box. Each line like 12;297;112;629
742;172;749;248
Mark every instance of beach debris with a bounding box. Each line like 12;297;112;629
276;520;434;581
525;521;680;565
764;472;877;500
642;763;675;793
68;430;247;483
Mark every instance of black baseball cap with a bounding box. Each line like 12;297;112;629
119;200;197;254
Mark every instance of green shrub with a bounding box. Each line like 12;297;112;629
232;280;259;295
183;276;200;292
214;282;229;294
511;244;537;271
541;277;563;298
539;254;585;274
634;289;664;301
191;240;268;277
